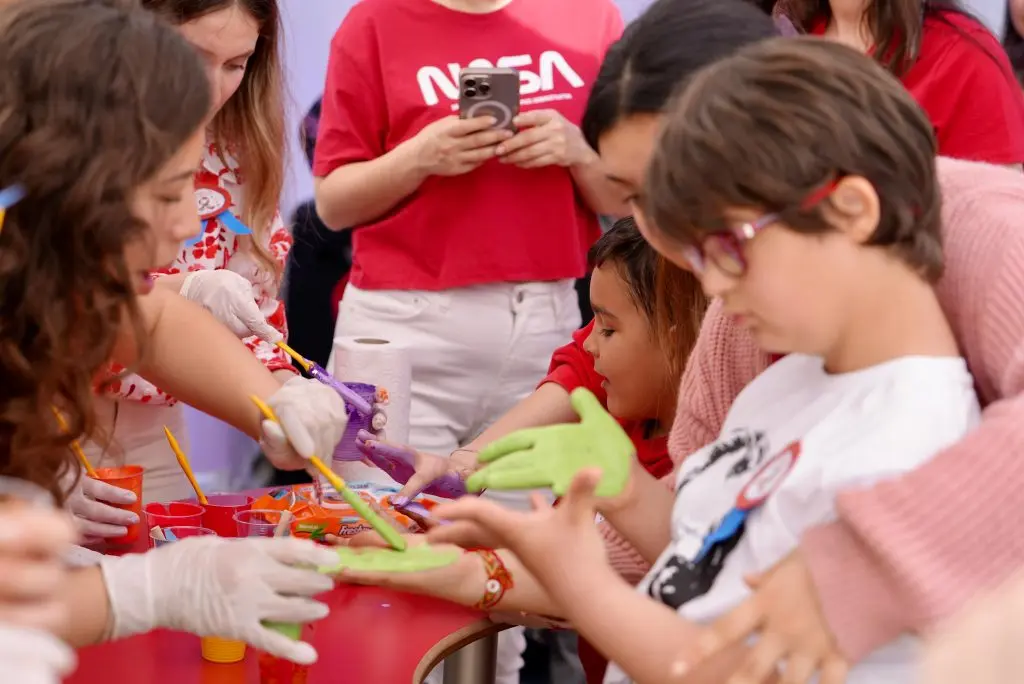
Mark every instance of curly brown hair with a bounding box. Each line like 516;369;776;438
0;0;210;500
142;0;287;283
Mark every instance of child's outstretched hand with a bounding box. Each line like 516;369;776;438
319;544;461;575
467;389;634;498
429;469;609;591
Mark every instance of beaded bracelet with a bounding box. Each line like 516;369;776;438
473;549;514;611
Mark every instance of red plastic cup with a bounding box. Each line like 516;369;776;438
258;650;310;684
235;509;282;538
200;493;253;537
144;502;204;547
150;525;214;548
90;466;144;546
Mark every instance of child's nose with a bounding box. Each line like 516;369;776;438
582;327;598;357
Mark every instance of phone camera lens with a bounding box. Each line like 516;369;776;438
464;78;476;88
464;87;477;98
478;83;491;95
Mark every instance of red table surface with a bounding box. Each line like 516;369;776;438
67;487;498;683
67;584;495;684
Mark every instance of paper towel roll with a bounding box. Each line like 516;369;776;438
329;336;412;486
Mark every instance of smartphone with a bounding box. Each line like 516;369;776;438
458;67;520;131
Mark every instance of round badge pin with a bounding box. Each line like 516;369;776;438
195;185;232;221
735;441;801;511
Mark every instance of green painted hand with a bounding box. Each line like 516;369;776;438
318;544;461;575
466;388;634;497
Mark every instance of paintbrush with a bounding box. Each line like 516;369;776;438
275;341;373;415
163;426;207;505
51;406;98;477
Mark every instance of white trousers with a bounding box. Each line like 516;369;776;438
333;280;580;684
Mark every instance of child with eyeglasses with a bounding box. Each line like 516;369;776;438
423;37;981;684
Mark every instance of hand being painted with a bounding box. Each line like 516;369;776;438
429;469;609;593
355;432;469;500
467;388;633;498
320;544;461;575
695;551;848;684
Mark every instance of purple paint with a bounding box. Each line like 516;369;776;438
355;430;468;499
331;382;378;464
309;363;373;415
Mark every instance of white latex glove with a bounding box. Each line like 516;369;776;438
0;625;77;684
64;475;138;540
261;376;348;467
179;269;282;343
100;536;337;664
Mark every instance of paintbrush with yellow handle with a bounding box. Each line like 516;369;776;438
163;426;208;505
51;406;98;477
249;395;406;551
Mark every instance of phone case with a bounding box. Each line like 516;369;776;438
458;67;520;131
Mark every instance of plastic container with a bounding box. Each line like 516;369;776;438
144;502;203;547
201;636;246;664
258;650;310;684
90;466;144;545
150;525;214;549
199;493;254;537
235;509;282;537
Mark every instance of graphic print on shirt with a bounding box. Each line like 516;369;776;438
416;52;586;110
648;429;796;609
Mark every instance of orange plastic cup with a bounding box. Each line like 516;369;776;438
201;636;246;664
90;465;143;545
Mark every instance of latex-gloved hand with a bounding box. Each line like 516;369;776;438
63;473;138;541
468;388;634;498
0;625;77;684
260;376;348;470
100;536;338;664
178;269;282;343
355;432;470;502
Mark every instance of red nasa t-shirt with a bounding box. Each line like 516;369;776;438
314;0;623;292
812;11;1024;164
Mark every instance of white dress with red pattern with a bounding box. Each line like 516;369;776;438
108;143;294;404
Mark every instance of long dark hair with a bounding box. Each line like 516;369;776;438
0;0;210;499
778;0;995;76
143;0;286;282
1007;6;1024;82
581;0;778;149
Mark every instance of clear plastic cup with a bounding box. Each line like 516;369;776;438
234;509;282;538
150;525;214;549
144;502;204;547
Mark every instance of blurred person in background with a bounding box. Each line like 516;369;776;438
775;0;1024;165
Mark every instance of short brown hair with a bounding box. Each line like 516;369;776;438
645;37;943;281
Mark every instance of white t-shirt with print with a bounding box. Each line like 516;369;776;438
604;354;980;684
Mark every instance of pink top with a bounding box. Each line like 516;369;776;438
600;157;1024;660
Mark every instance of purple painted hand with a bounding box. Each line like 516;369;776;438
355;431;469;500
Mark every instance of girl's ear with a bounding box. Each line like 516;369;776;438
828;175;879;246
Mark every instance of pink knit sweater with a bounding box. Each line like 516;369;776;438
600;157;1024;661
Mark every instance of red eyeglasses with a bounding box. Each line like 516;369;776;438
681;178;839;277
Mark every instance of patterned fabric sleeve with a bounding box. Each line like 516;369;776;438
245;211;297;375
